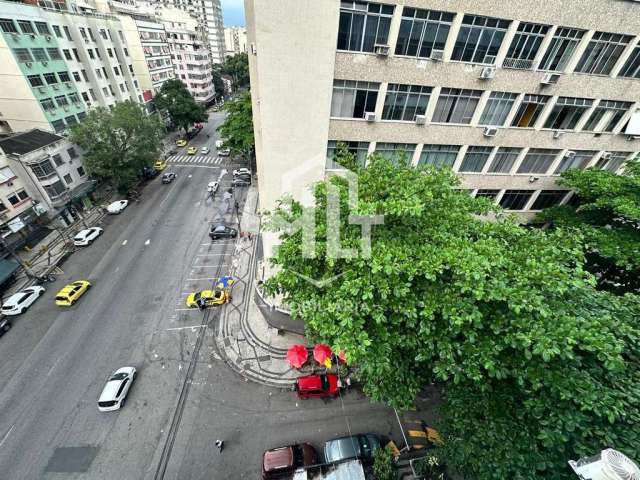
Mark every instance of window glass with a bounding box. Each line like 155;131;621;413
326;141;370;169
337;1;393;53
475;189;500;200
0;19;18;34
331;80;379;119
582;100;631;132
374;143;416;164
382;84;432;121
619;46;640;79
488;147;521;173
418;144;460;168
479;92;518;126
517;148;560;174
531;190;569;210
458;146;493;172
34;22;50;35
539;27;585;71
432;88;482;124
451;14;510;64
499;190;534;210
575;32;632;75
13;48;33;63
32;48;48;62
27;74;43;87
543;97;593;130
554;150;596;174
504;22;549;69
395;7;453;58
18;20;35;34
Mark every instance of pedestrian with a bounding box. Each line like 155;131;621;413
215;439;224;453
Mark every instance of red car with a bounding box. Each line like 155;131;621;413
295;374;339;399
262;443;317;479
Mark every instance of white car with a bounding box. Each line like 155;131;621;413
0;286;45;316
233;168;251;177
98;366;137;412
218;148;230;156
207;181;219;193
73;227;104;246
201;146;210;154
215;139;224;149
106;200;128;214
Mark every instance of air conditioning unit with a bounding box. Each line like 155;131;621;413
540;73;561;85
45;35;52;42
569;449;640;480
365;112;377;122
37;86;46;93
601;152;612;160
483;126;498;137
374;44;390;56
479;66;496;79
415;114;426;125
41;61;48;66
553;131;564;139
430;49;444;61
565;150;576;158
25;62;32;68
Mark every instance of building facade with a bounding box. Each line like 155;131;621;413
224;25;247;57
246;0;640;256
0;0;147;133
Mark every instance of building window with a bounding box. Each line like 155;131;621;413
539;27;585;71
34;22;50;35
72;48;80;61
451;14;510;64
95;48;101;59
27;74;43;87
531;190;569;210
47;48;62;60
374;143;416;164
119;83;125;93
118;30;124;42
479;91;518;126
58;71;70;82
88;49;95;59
7;190;29;206
65;115;77;126
499;190;534;210
107;48;113;58
99;29;108;40
124;47;129;57
326;141;369;168
52;25;62;38
67;147;78;158
51;119;65;132
81;92;90;102
619;46;640;79
52;154;64;166
503;22;550;70
73;72;81;82
81;70;88;81
89;89;96;101
544;97;593;130
595;152;630;172
488;147;521;173
337;1;394;53
517;148;560;174
102;67;108;78
63;49;72;60
330;80;379;119
87;27;95;42
63;26;72;41
475;189;500;200
40;98;55;111
395;7;453;58
30;159;56;180
63;174;73;185
18;20;35;35
458;146;493;173
108;85;115;96
13;48;33;63
55;95;69;107
44;73;58;85
0;19;18;34
32;48;48;62
382;84;432;121
114;66;120;76
68;93;80;104
582;100;631;132
77;111;86;121
77;166;86;176
432;88;482;124
575;32;632;75
554;150;595;174
43;180;67;199
511;94;549;128
418;144;460;168
95;68;102;79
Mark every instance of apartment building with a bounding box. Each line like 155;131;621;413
161;7;215;103
0;0;146;134
246;0;640;256
224;25;247;57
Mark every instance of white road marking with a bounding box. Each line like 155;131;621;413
0;425;15;447
47;356;63;376
122;240;128;246
174;308;195;312
145;239;151;246
166;325;206;331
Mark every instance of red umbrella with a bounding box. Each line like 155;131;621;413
287;344;308;368
313;344;333;366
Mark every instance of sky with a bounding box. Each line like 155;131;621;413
221;0;245;26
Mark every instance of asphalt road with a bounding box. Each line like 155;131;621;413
0;112;401;480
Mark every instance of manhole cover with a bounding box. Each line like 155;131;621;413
45;446;99;473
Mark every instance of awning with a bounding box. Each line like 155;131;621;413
0;258;20;284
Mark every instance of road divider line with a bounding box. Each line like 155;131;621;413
0;425;15;447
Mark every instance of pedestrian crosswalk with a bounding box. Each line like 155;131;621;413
167;155;224;164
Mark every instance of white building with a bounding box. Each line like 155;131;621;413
224;26;247;57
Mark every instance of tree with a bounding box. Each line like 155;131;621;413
263;149;640;479
537;161;640;294
221;53;249;91
69;101;164;192
212;63;226;101
153;79;207;134
372;448;395;480
216;91;253;157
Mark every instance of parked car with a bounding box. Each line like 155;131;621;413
187;146;198;155
0;317;11;336
55;280;91;307
166;149;178;156
201;146;210;154
323;434;381;464
232;177;251;187
209;224;237;240
154;160;167;171
106;200;128;214
233;168;251;177
262;443;318;480
1;286;45;316
73;227;103;246
218;148;231;156
175;139;187;147
207;181;219;193
162;172;177;183
98;366;137;412
295;373;339;399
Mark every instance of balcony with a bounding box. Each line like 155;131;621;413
502;58;534;70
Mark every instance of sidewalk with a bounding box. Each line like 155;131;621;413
215;184;306;387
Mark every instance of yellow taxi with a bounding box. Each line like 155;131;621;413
186;289;230;308
154;159;167;171
175;139;187;147
55;280;91;307
187;146;198;155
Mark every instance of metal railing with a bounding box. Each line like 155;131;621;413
502;57;534;70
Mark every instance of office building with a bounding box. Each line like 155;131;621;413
224;25;246;57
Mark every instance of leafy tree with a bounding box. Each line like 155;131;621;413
216;91;253;157
212;63;226;101
537;161;640;294
373;447;395;480
153;79;207;134
263;149;640;479
70;101;163;192
221;53;249;91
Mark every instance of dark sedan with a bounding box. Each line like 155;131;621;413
209;225;237;240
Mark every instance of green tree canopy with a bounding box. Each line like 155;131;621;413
263;149;640;479
537;161;640;294
211;63;226;101
69;101;163;192
216;91;253;157
221;53;249;91
153;79;207;133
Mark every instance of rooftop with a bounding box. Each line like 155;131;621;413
0;129;63;156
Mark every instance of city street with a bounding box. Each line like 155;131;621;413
0;113;400;480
